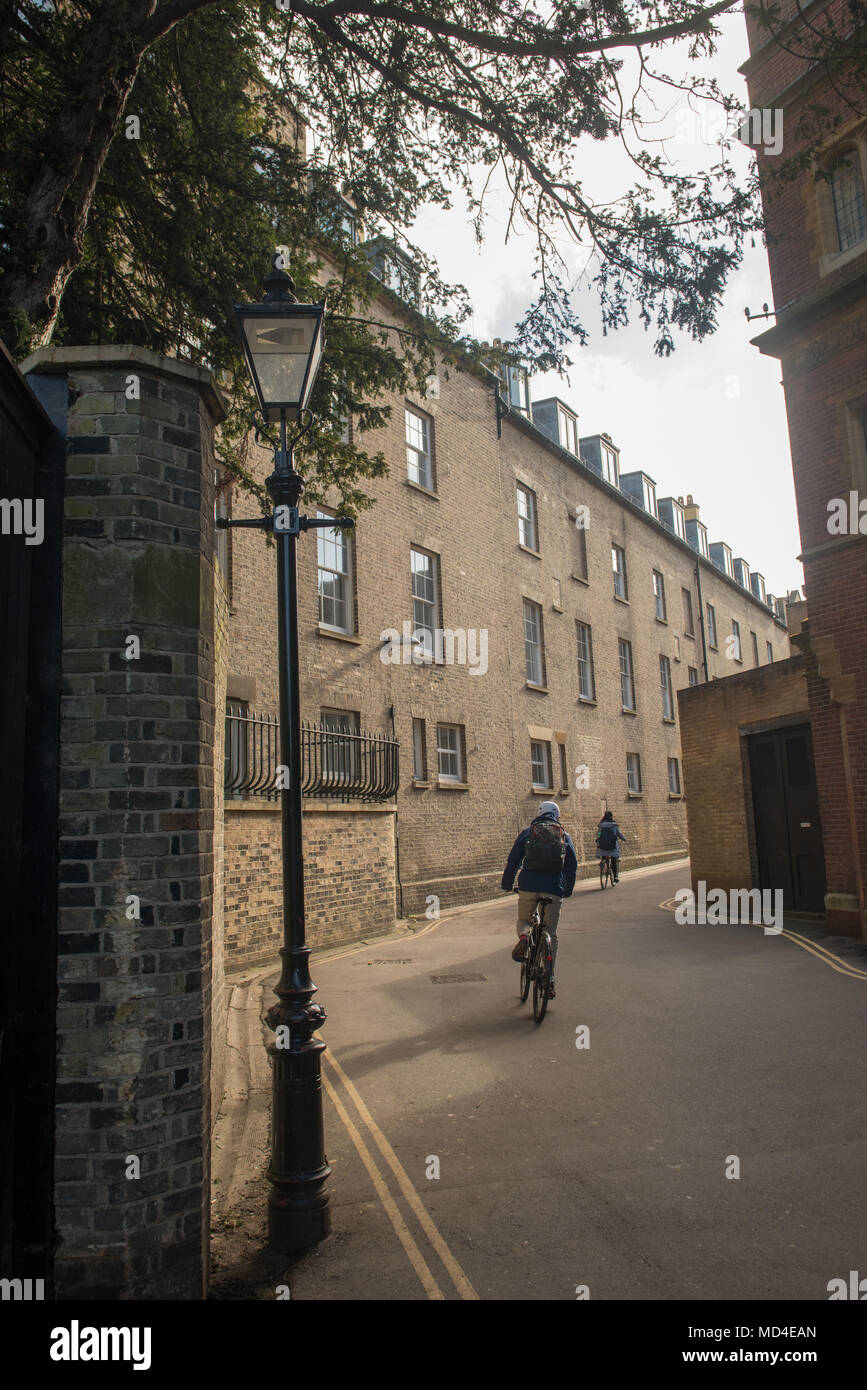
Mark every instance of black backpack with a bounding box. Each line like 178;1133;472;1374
598;821;618;852
523;818;566;874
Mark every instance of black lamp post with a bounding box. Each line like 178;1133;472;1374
222;259;354;1252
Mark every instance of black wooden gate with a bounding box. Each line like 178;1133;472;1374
748;724;827;913
0;343;64;1287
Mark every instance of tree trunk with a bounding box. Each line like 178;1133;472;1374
0;4;160;348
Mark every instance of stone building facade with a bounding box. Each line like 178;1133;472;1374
743;0;867;937
225;311;790;919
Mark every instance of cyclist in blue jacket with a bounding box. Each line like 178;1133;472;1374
595;810;626;882
502;801;577;996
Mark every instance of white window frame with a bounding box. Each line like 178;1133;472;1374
558;404;579;455
320;708;360;780
531;739;553;791
642;477;657;516
411;547;439;657
688;666;699;686
612;543;628;600
601;444;619;486
436;723;464;783
405;405;434;489
501;364;530;414
706;603;718;650
653;569;666;622
627;752;642;794
619;638;636;711
731;618;742;662
517;483;538;551
766;640;774;663
576;621;595;701
524;599;545;686
317;512;354;634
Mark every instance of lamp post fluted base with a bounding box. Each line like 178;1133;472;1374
265;948;331;1254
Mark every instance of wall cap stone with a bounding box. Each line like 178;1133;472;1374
20;344;227;423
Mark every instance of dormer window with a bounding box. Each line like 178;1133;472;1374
320;196;358;246
498;363;530;415
642;477;657;516
557;404;579;455
367;237;421;308
831;151;867;252
601;442;619;487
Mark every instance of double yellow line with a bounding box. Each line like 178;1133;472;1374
320;1043;479;1301
659;899;867;980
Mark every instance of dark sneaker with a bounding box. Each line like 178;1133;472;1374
511;934;529;962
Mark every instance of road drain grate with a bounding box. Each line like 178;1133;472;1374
429;973;487;983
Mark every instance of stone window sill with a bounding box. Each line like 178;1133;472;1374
614;593;629;605
655;616;668;625
621;706;638;716
518;543;542;560
627;791;643;799
578;696;597;707
437;779;469;790
318;625;362;644
819;237;867;279
526;682;549;694
662;717;676;725
412;779;430;788
405;478;438;500
571;573;589;586
669;793;684;801
531;787;556;796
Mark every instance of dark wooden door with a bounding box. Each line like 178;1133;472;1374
749;725;826;912
0;345;64;1287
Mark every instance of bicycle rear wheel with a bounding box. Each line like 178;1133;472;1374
532;935;552;1022
519;920;536;1002
519;956;531;1002
600;857;608;889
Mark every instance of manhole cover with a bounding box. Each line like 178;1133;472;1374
429;973;487;983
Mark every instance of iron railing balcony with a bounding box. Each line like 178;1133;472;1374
224;706;399;804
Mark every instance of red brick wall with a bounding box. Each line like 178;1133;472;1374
744;6;867;939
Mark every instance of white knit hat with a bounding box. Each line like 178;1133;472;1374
539;800;560;819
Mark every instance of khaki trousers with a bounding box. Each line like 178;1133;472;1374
516;891;562;964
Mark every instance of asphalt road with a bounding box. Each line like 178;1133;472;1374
284;860;867;1301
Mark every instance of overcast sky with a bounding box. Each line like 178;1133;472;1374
407;12;803;600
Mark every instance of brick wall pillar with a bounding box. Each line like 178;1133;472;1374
23;345;226;1299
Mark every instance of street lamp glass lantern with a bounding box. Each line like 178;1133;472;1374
234;299;326;423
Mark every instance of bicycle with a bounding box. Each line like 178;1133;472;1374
599;854;616;890
518;895;554;1023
